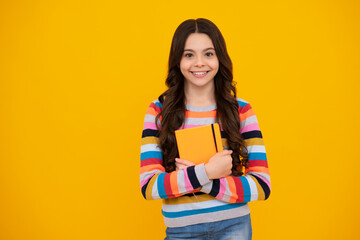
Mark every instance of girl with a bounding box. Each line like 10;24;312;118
140;18;270;240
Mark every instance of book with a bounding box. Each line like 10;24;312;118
175;123;223;164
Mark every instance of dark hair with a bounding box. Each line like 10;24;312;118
155;18;248;176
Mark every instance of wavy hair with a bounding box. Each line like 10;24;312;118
155;18;248;176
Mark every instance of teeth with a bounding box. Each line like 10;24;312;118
192;71;207;75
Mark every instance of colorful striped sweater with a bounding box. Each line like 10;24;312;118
140;98;270;228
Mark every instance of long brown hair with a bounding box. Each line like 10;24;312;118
155;18;248;176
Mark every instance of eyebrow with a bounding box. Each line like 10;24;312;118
183;47;215;52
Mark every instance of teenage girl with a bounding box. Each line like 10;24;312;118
140;18;270;240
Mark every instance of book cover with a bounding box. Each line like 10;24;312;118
175;123;223;164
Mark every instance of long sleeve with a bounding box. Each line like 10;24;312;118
200;101;271;203
140;101;211;200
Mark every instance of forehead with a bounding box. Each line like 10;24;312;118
184;33;214;50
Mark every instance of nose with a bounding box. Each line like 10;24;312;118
194;56;205;67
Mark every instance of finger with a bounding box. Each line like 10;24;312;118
175;158;195;166
175;162;184;168
176;163;188;170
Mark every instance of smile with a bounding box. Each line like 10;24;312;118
190;71;209;78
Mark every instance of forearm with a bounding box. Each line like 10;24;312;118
200;147;271;203
140;163;210;200
200;170;270;203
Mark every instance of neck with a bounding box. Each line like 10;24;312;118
184;81;216;107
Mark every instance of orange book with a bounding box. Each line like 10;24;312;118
175;123;223;164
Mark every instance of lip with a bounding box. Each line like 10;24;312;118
190;71;210;78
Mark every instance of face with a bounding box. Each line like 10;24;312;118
180;33;219;90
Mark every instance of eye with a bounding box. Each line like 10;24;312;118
184;53;193;57
205;52;214;57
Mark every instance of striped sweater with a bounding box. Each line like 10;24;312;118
140;98;270;228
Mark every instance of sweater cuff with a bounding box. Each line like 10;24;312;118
199;180;213;194
194;163;211;186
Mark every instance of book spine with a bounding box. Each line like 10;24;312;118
211;124;218;152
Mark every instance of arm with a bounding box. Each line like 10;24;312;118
200;101;271;203
140;101;211;200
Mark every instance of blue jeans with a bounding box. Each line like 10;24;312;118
164;214;252;240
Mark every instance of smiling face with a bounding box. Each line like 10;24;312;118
180;33;219;90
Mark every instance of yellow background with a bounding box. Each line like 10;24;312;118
1;0;359;239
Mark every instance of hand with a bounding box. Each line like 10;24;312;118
175;158;195;170
204;150;233;180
